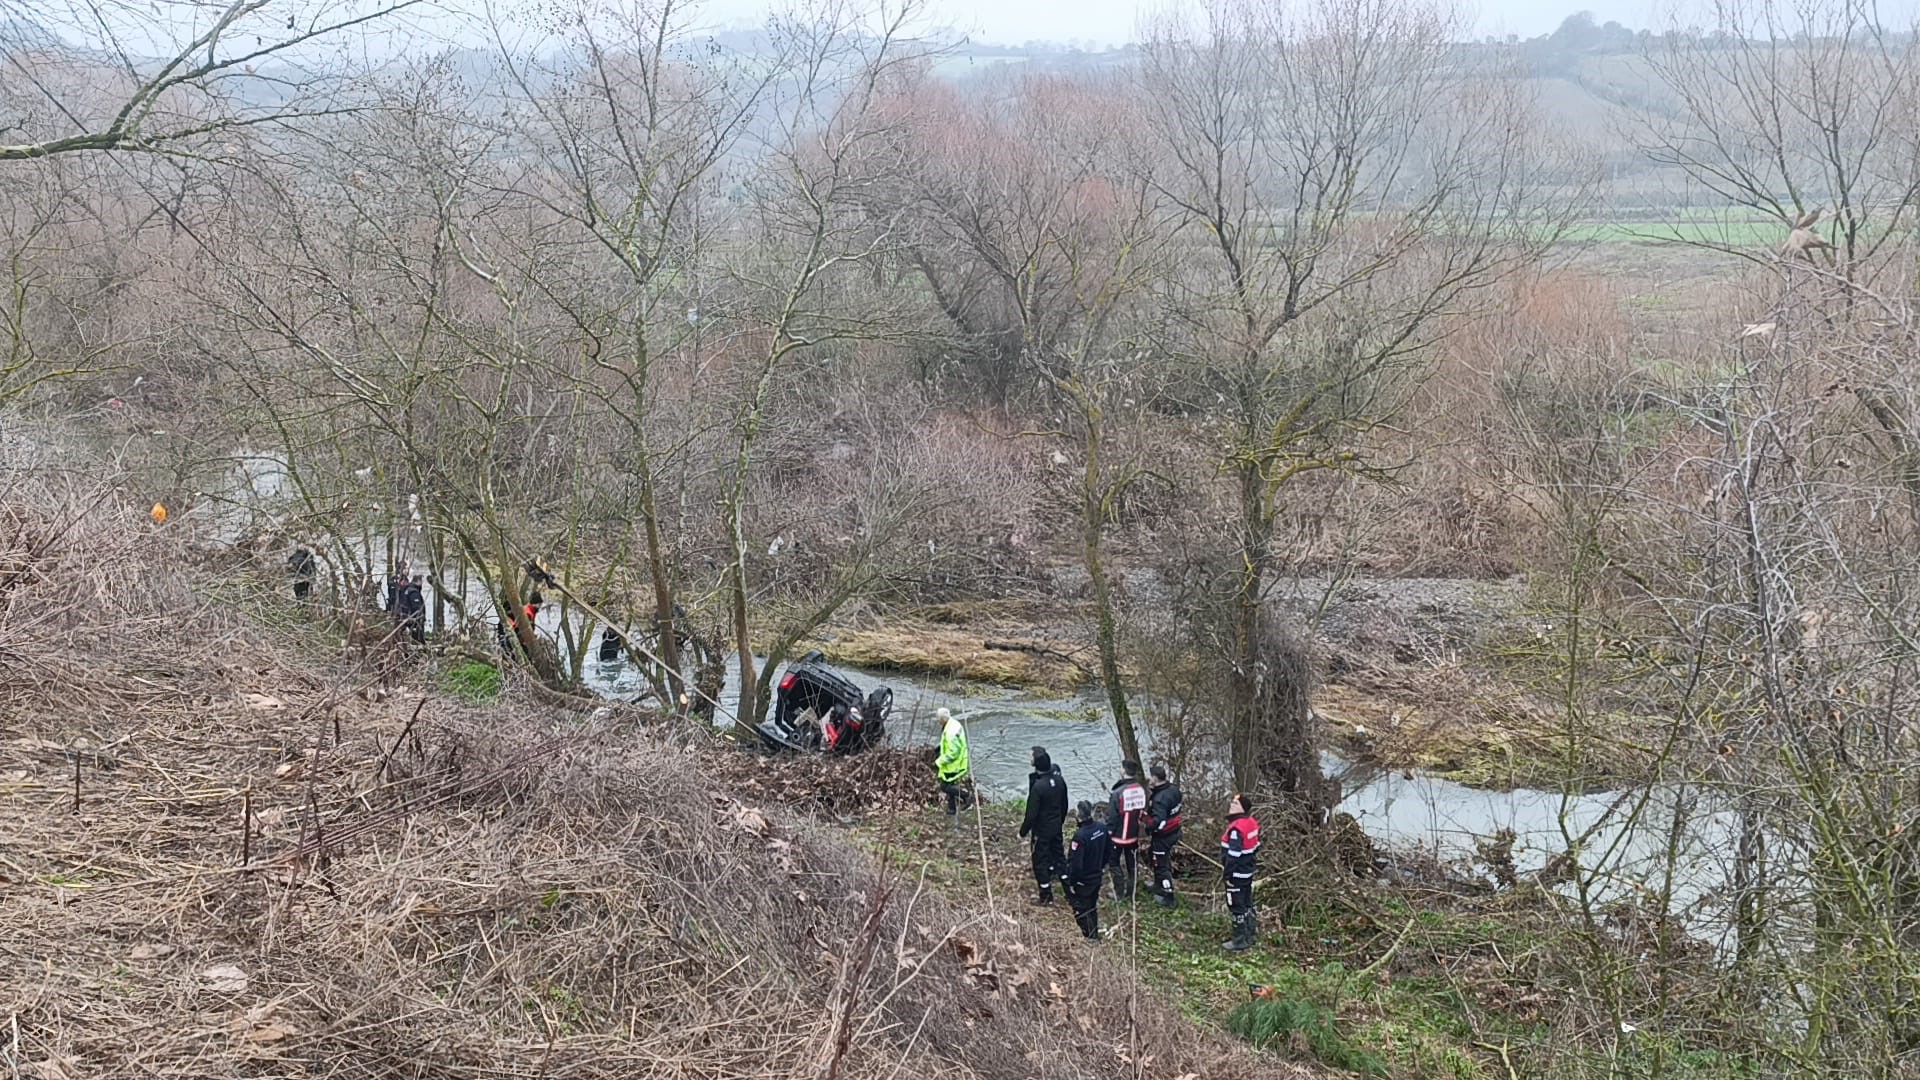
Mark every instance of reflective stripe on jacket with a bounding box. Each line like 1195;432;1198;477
1220;814;1261;882
1148;781;1183;836
1107;779;1147;846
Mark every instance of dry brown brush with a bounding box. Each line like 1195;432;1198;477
0;481;1315;1079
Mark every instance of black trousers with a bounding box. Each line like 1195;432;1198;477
1226;877;1254;916
1149;831;1179;893
1109;843;1138;900
292;580;311;600
1030;830;1065;891
1067;881;1101;939
941;779;974;816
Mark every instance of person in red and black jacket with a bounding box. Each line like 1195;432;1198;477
1220;793;1261;953
1104;759;1148;903
1145;764;1183;909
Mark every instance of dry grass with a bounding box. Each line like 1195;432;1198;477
806;623;1090;693
1315;662;1667;790
0;484;1318;1079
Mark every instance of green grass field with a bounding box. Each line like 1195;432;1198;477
1565;218;1785;247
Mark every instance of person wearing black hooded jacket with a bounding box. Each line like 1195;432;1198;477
1145;763;1183;908
1064;801;1110;941
396;576;426;644
1018;746;1068;906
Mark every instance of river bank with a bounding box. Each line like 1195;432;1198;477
834;797;1745;1079
789;576;1658;793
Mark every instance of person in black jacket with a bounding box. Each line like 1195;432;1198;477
288;546;315;600
1018;746;1069;906
396;575;427;644
385;563;410;622
1065;801;1111;941
1145;763;1183;908
1105;759;1148;903
598;626;624;664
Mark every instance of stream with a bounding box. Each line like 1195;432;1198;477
212;457;1743;947
585;652;1744;945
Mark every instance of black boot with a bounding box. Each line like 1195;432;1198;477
1031;885;1054;907
1223;912;1253;953
1156;886;1178;909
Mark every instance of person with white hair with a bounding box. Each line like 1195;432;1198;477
932;707;972;828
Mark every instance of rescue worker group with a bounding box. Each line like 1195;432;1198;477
307;551;1261;950
934;708;1262;951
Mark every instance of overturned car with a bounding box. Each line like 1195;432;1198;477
757;651;893;754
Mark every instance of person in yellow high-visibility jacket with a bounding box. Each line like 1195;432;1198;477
933;707;972;829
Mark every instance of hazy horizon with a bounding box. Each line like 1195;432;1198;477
685;0;1747;48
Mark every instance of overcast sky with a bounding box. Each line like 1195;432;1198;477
688;0;1673;46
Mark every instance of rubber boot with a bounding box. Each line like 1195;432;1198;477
1031;884;1054;907
1223;912;1253;953
1245;911;1259;950
1156;885;1178;910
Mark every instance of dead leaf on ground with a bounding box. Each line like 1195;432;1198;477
129;943;176;960
732;805;771;836
230;1002;299;1046
950;936;999;991
202;964;249;993
244;693;285;711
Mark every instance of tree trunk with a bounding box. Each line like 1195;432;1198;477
1732;801;1768;974
1080;408;1140;765
1229;460;1270;793
495;537;563;687
728;495;759;728
1229;459;1328;810
429;525;446;634
637;465;685;707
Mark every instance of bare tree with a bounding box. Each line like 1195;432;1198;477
0;0;423;160
719;0;926;727
1140;0;1566;801
860;71;1168;761
1632;0;1920;276
483;0;770;705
